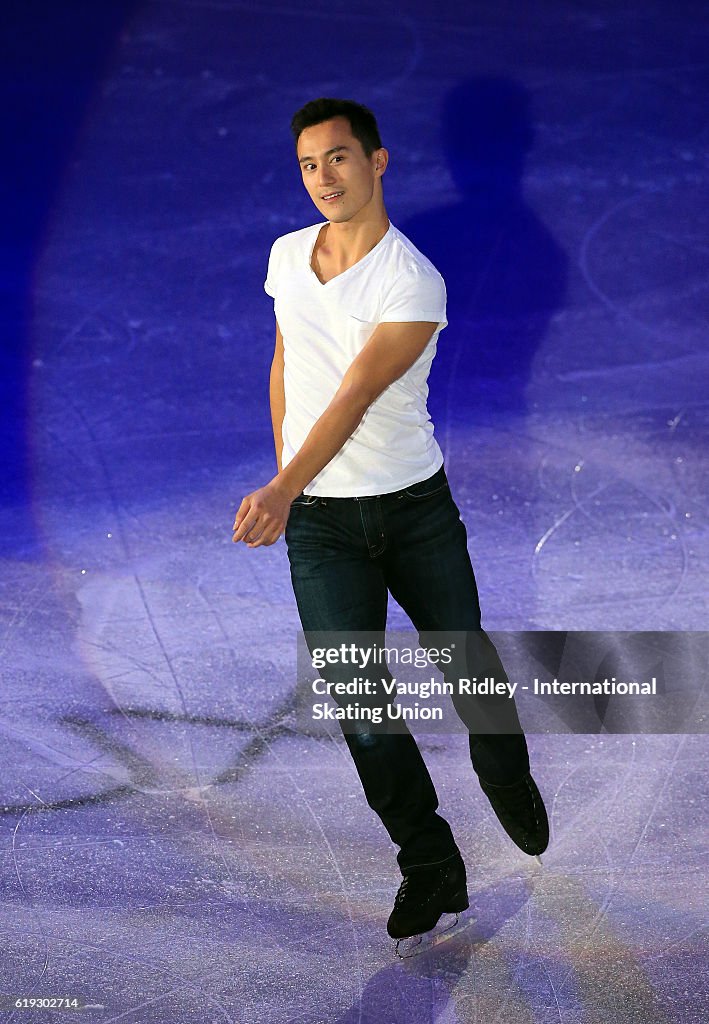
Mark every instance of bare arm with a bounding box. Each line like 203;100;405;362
269;319;285;473
275;320;438;500
233;320;439;547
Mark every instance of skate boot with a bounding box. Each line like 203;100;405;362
479;771;549;856
387;853;469;953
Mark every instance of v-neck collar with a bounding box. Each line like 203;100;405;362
308;221;392;287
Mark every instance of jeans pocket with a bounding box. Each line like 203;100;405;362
403;470;450;500
290;493;319;508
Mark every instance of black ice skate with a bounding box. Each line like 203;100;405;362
387;854;469;956
479;771;549;857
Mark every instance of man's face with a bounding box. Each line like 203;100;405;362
296;116;386;223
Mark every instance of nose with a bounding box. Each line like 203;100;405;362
316;162;337;187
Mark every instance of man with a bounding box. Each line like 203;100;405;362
233;98;548;947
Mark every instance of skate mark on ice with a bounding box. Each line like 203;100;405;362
557;734;686;994
190;591;367;1007
2;922;237;1023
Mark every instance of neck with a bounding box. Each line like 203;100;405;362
322;207;390;264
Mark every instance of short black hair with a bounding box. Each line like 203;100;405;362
290;98;383;158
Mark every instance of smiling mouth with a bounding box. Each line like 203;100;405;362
321;191;344;200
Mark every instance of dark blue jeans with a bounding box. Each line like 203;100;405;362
284;463;530;871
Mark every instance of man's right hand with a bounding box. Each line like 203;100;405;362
232;478;294;548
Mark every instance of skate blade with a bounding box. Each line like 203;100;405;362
394;911;470;959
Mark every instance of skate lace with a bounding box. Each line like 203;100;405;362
394;876;410;906
394;866;450;907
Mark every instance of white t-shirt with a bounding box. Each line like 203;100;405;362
264;220;447;497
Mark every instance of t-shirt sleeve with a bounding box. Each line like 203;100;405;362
263;237;281;298
379;266;448;331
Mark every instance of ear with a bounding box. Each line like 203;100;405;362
374;147;389;175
